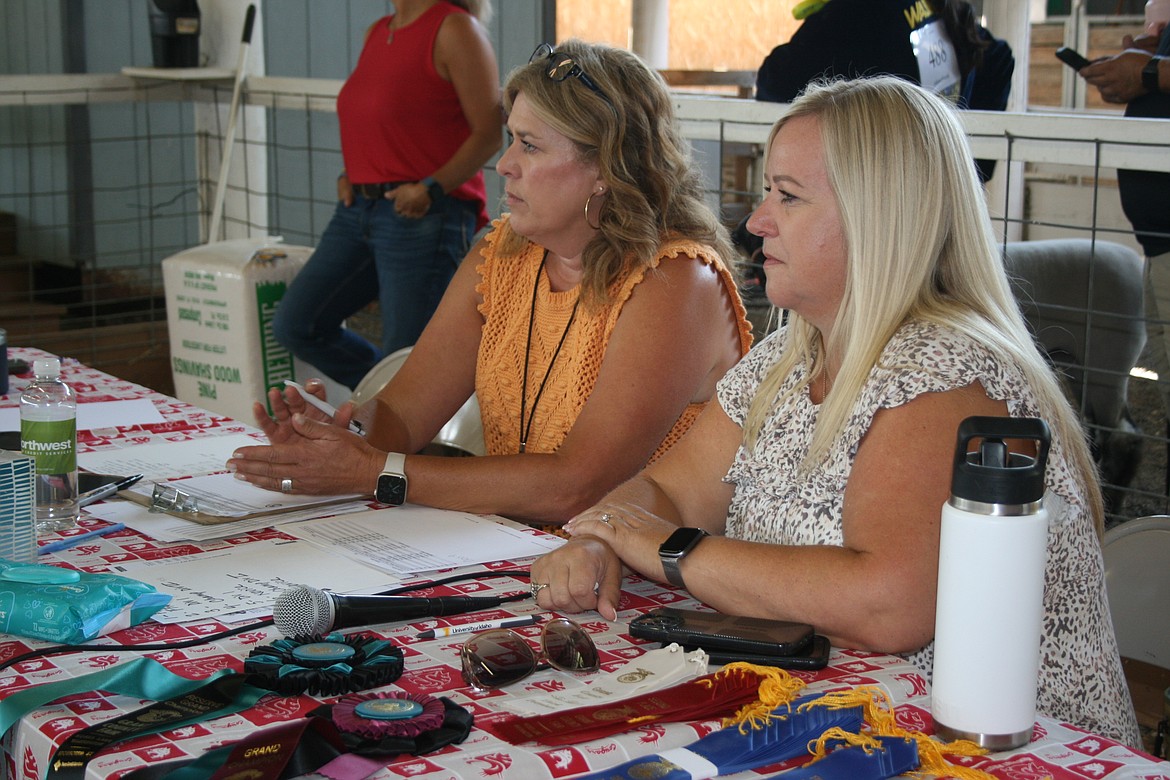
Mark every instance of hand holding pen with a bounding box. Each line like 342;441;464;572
283;380;364;436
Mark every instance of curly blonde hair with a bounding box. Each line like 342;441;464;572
497;39;733;308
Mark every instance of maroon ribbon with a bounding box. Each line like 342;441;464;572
484;667;768;746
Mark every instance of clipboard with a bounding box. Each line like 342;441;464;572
120;477;366;525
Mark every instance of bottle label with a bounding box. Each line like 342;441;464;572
20;418;77;474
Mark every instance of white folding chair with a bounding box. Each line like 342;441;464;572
349;346;413;408
348;347;485;457
1103;515;1170;756
1103;515;1170;671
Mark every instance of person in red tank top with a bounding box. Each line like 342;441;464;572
272;1;501;389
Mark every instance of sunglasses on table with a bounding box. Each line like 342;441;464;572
460;617;600;690
529;43;613;107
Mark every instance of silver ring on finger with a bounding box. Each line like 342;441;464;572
281;477;293;494
599;513;614;527
529;581;550;599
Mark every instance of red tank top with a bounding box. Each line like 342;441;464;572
337;2;488;229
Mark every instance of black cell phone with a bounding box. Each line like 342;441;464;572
686;634;832;671
628;606;813;656
1055;47;1092;71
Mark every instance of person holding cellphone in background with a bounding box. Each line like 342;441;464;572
1080;22;1170;417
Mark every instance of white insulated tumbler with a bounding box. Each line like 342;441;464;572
931;416;1050;750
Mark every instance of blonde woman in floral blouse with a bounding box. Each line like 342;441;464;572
531;76;1140;747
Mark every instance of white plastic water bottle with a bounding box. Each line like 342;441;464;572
932;416;1050;750
20;357;79;532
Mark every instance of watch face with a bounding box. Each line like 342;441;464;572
659;527;707;557
376;474;407;505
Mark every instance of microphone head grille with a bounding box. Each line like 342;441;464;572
272;585;334;636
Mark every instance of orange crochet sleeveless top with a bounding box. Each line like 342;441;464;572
475;216;752;461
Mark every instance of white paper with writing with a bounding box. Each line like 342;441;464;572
285;506;564;575
109;538;399;622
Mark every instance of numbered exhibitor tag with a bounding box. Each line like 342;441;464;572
910;19;961;102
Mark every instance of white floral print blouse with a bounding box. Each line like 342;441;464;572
715;320;1140;747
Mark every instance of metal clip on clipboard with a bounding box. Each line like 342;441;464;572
149;483;200;514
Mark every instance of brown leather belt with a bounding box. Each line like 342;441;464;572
352;181;411;199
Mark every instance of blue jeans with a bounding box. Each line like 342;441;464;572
274;193;478;389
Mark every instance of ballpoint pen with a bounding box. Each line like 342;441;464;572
283;380;364;435
38;523;127;555
76;474;145;509
415;614;541;639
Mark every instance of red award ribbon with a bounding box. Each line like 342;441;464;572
485;665;780;746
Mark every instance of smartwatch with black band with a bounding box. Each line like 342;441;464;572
375;452;408;506
1142;56;1164;94
420;176;444;203
658;527;709;588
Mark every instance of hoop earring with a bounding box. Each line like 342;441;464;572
584;191;603;230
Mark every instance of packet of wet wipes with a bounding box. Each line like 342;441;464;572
0;559;171;643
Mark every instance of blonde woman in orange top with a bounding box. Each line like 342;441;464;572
229;40;752;525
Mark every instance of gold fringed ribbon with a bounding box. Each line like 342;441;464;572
719;661;810;733
808;726;890;758
768;685;997;780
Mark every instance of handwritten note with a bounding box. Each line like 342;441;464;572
110;539;400;622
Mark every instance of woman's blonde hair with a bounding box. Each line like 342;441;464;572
498;39;733;307
743;76;1104;533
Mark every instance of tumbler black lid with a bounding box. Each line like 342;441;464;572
950;416;1050;506
151;0;200;14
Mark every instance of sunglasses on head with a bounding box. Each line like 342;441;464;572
529;43;613;107
460;617;600;690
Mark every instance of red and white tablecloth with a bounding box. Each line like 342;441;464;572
0;349;1167;779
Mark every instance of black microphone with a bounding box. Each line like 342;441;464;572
272;585;514;636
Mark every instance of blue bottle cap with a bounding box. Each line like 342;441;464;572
290;641;356;664
0;565;82;584
354;698;424;721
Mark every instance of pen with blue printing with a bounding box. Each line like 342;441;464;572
415;614;541;639
38;523;127;555
76;474;145;509
283;380;364;435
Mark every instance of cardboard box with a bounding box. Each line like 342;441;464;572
163;238;337;422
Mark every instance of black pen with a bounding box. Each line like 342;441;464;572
76;474;145;509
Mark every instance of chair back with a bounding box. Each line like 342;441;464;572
431;395;485;457
350;347;413;408
1103;515;1170;670
348;347;485;457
